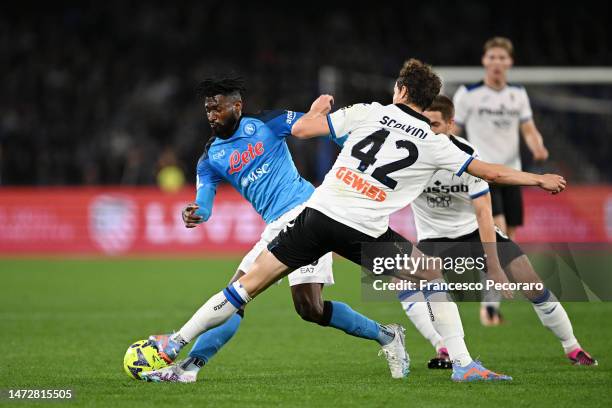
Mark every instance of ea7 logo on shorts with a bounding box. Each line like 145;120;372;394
299;266;316;274
299;260;319;274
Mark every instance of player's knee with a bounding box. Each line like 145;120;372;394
294;298;325;324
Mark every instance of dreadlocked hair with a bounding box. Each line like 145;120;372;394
196;76;246;99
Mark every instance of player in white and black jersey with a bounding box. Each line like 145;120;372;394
398;95;596;368
453;37;549;238
144;59;567;382
453;37;550;325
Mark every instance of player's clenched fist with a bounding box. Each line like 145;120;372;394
538;174;567;194
182;203;203;228
310;94;334;115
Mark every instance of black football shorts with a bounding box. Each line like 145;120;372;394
268;207;413;271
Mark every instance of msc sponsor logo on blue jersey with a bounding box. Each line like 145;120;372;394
241;163;271;187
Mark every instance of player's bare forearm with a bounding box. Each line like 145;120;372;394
466;159;566;193
292;94;334;138
473;194;500;261
467;160;537;185
522;128;543;151
521;120;549;161
292;112;329;138
472;193;513;298
473;194;497;243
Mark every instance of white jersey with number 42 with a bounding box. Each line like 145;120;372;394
306;102;475;238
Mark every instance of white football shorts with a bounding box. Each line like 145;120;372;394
237;204;334;286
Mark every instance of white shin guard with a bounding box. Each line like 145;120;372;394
532;290;579;353
399;291;443;350
424;280;472;367
177;291;240;343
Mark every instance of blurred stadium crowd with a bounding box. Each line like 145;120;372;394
1;2;610;186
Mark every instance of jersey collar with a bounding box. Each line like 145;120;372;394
483;79;508;93
394;103;431;125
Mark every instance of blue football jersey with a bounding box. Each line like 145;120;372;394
196;110;315;224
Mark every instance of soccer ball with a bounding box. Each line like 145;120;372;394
123;339;168;380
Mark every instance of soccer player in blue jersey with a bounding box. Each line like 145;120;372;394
143;77;408;382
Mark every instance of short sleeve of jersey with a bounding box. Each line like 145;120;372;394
519;87;533;123
453;86;470;126
327;103;373;141
432;136;475;177
258;110;304;138
467;173;490;199
196;156;222;191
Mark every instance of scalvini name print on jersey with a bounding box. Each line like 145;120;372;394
306;102;475;238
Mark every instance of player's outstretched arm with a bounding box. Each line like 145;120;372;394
466;159;566;194
182;184;216;228
291;94;334;138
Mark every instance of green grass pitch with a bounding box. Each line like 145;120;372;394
1;258;611;407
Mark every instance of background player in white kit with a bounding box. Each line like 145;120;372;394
144;59;567;382
453;37;550;325
398;95;597;368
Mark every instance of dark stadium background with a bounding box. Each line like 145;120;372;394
2;3;612;407
1;1;610;187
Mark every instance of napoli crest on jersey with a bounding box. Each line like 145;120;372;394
244;122;256;136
